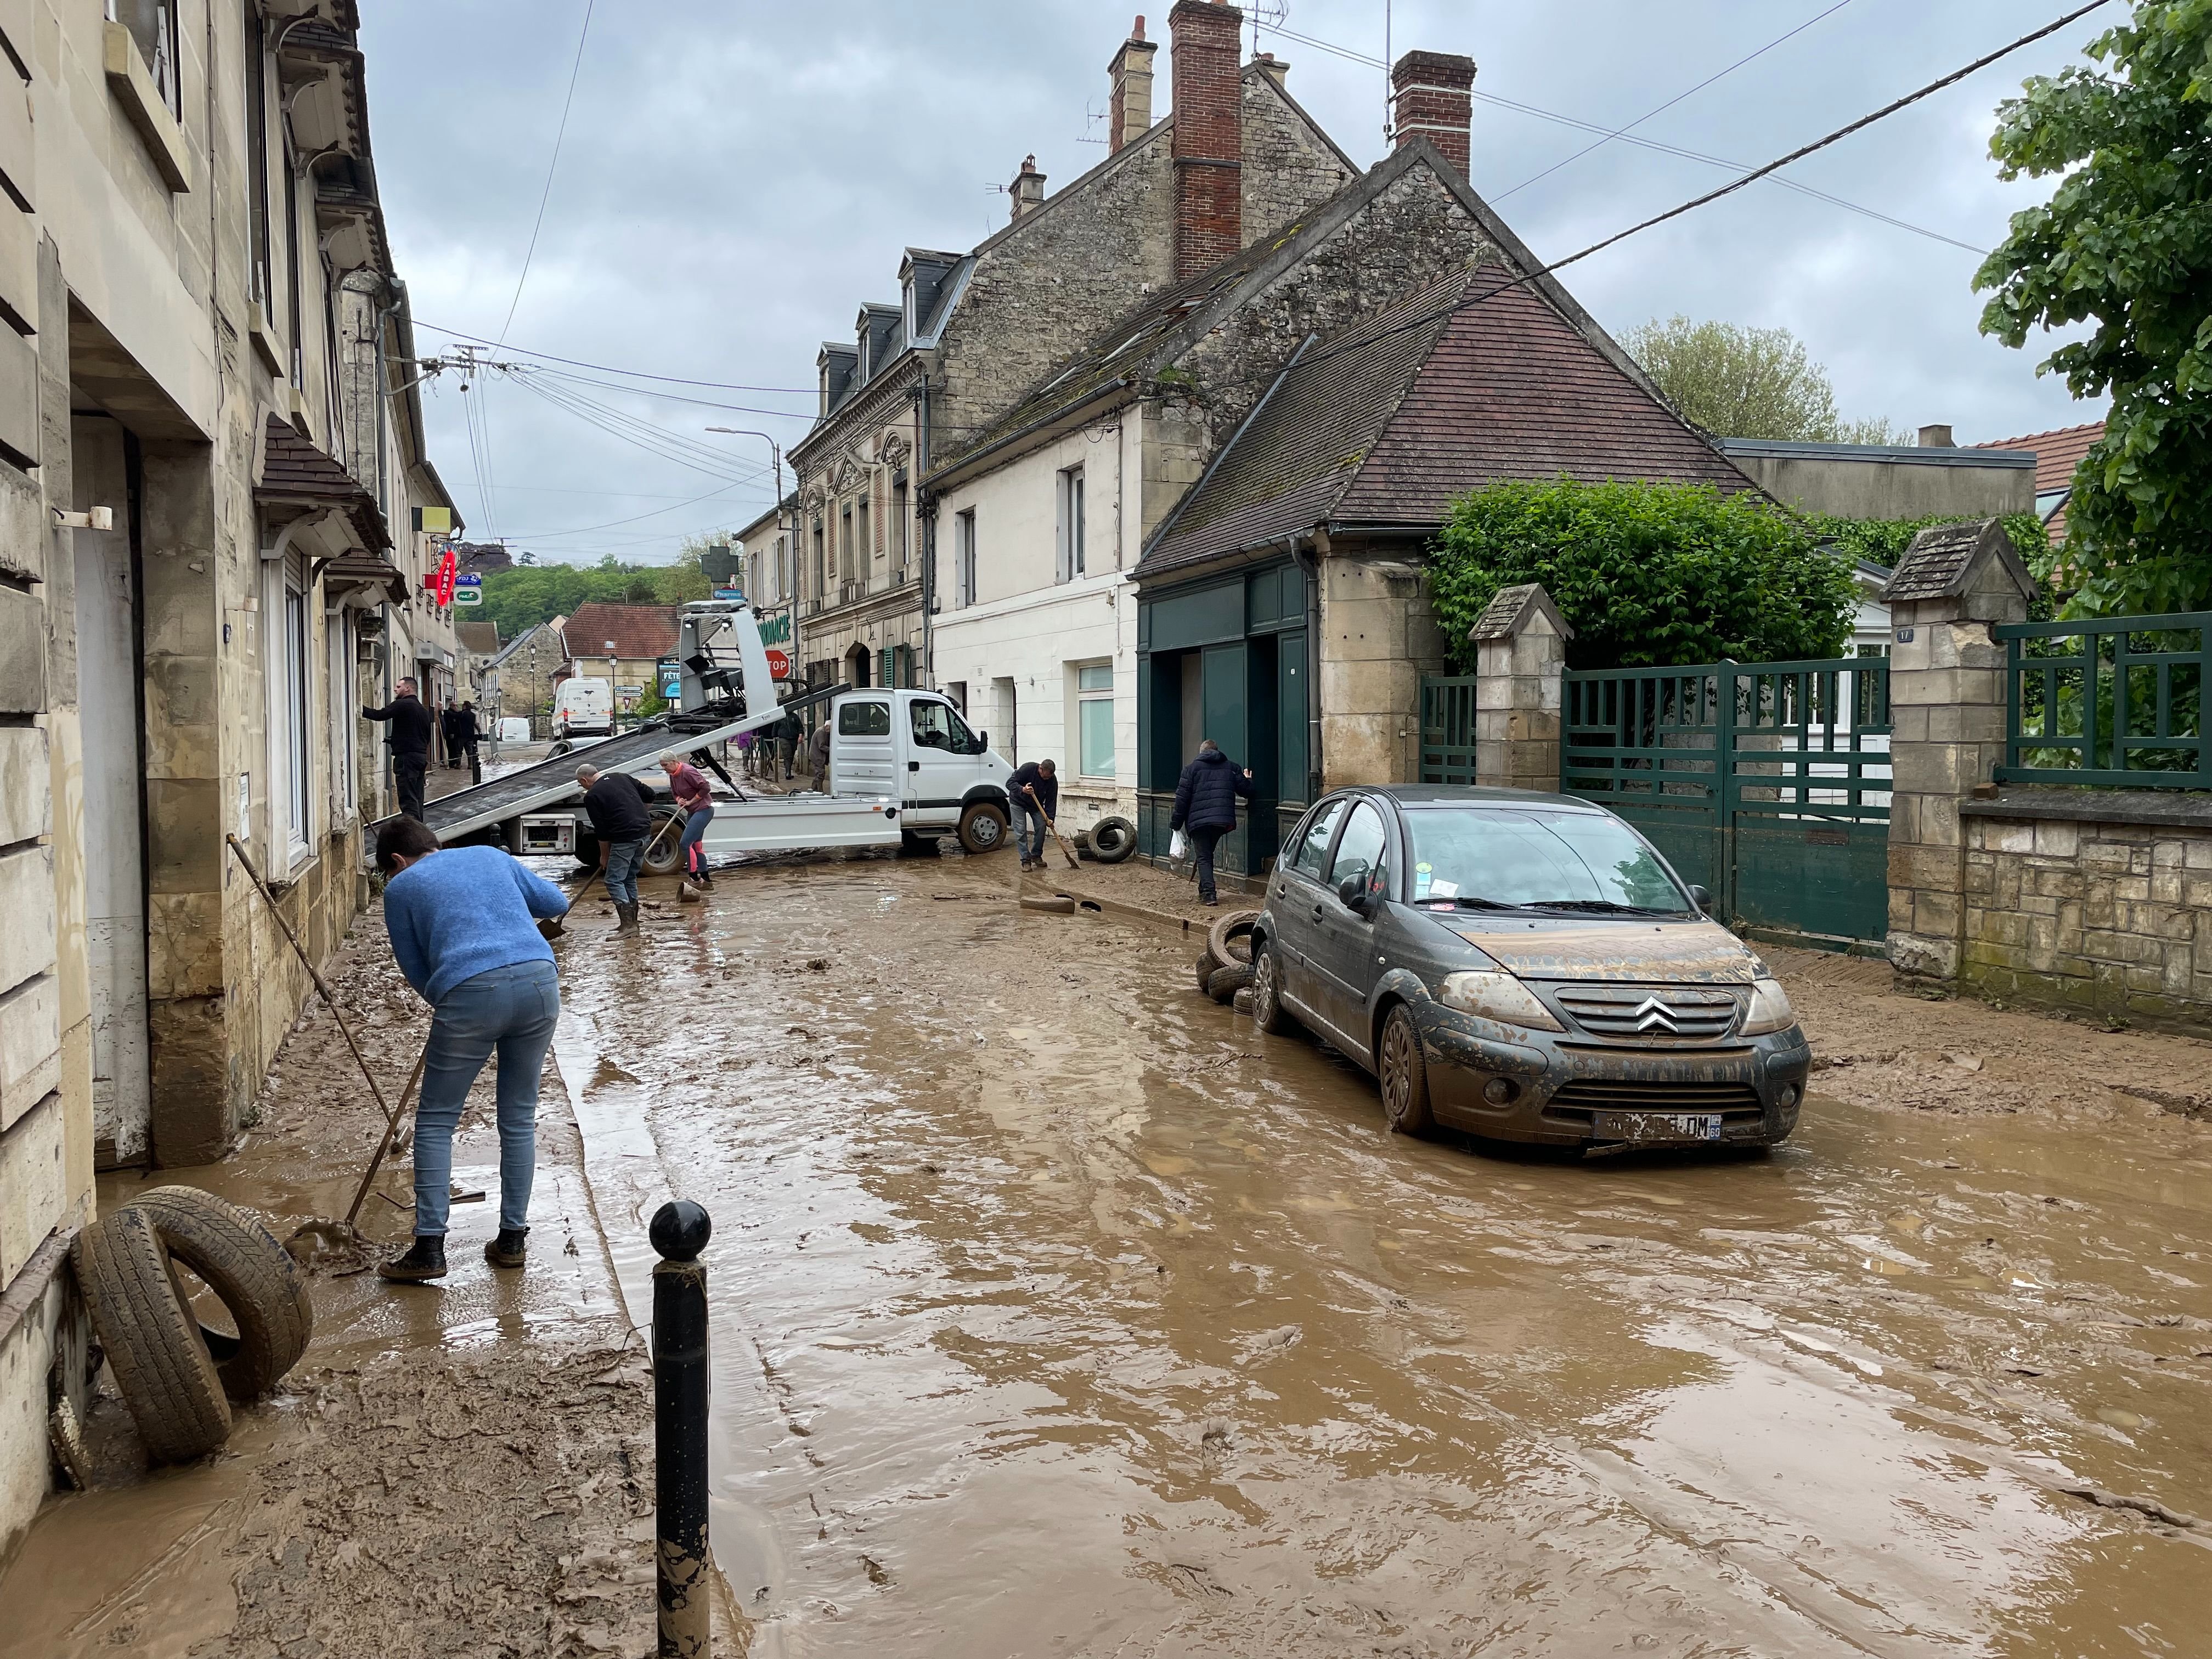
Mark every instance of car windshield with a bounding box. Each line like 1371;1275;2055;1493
1404;808;1692;915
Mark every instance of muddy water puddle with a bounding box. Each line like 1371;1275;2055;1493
550;853;2212;1656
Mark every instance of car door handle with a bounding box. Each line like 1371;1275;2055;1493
907;760;920;771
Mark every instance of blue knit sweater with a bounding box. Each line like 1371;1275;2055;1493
383;845;569;1005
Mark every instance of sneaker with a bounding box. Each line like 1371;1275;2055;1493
377;1236;448;1283
484;1228;528;1269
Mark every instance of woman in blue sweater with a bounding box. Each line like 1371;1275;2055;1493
374;817;570;1284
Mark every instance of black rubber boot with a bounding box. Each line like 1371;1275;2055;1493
484;1228;528;1269
377;1235;448;1283
616;900;640;931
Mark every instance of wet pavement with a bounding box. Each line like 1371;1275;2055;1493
546;848;2212;1657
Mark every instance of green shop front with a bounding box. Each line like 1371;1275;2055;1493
1136;560;1314;876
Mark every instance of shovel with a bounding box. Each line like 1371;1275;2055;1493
1028;795;1083;872
539;812;684;940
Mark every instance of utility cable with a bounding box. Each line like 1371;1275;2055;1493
499;0;595;343
1494;0;1859;201
504;370;776;487
417;319;816;396
515;373;782;480
527;364;815;422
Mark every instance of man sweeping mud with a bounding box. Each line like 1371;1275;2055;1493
372;817;568;1284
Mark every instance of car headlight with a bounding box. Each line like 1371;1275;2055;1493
1438;971;1564;1032
1740;977;1797;1036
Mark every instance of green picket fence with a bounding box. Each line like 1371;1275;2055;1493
2000;611;2210;789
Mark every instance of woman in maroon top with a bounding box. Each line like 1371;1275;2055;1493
659;751;716;898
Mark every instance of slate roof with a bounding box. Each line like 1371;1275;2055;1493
1138;267;1752;579
455;621;501;657
1883;517;2035;603
256;413;392;552
563;602;679;662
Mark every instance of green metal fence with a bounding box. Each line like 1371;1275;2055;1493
1562;657;1892;949
1418;676;1480;787
1999;611;2210;789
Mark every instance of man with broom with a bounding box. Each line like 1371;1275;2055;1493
371;817;569;1284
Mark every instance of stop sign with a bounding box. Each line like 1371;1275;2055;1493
765;648;791;681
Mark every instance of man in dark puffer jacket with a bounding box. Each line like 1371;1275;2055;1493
1169;739;1254;906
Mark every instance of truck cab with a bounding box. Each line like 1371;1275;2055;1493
828;689;1014;852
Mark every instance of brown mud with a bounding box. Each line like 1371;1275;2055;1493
547;848;2212;1656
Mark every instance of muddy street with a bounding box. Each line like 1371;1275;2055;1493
537;848;2212;1657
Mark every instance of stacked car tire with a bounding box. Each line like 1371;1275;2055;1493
1195;909;1261;1003
69;1187;314;1464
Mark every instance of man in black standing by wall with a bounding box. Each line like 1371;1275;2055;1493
455;699;483;785
364;675;435;822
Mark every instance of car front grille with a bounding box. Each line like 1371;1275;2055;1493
1547;1079;1765;1116
1550;984;1741;1042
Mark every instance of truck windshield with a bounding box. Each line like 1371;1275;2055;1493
912;699;984;755
1404;808;1691;914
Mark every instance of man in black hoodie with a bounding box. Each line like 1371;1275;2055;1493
1169;739;1254;906
364;677;435;821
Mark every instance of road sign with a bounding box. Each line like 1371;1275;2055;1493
765;648;791;681
455;572;482;587
453;586;482;606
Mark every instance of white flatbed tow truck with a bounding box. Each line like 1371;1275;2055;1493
396;603;1020;873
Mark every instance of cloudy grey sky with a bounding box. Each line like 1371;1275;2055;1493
355;1;2109;568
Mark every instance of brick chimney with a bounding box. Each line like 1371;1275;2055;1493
1108;18;1156;153
1170;0;1242;281
1009;155;1046;222
1391;50;1476;178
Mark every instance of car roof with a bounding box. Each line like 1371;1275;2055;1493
1348;783;1609;811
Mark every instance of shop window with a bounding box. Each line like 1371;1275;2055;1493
1077;662;1113;778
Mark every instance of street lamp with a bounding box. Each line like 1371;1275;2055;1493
704;426;786;603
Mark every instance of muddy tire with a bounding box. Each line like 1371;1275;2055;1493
1087;816;1137;865
1020;895;1076;915
1378;1004;1434;1137
641;808;685;878
1249;940;1299;1036
72;1207;233;1464
1206;909;1261;967
957;802;1009;855
1206;962;1254;1003
899;830;941;856
128;1186;313;1402
548;738;572;758
1193;947;1223;995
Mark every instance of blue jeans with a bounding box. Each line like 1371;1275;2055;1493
679;805;714;877
413;959;561;1238
1016;801;1047;861
604;837;645;905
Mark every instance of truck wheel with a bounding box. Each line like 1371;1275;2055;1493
572;828;599;870
957;802;1008;855
71;1208;233;1464
1087;816;1137;864
641;809;685;878
899;830;942;857
127;1187;313;1402
548;738;572;758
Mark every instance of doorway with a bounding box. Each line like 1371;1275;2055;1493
71;413;151;1166
845;641;871;689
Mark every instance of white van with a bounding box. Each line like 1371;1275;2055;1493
552;677;614;744
826;689;1017;853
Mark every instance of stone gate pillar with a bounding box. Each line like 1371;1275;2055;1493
1882;520;2037;986
1472;583;1571;792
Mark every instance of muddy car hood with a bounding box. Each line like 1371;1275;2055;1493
1440;916;1762;984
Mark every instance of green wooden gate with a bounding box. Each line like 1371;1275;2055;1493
1418;676;1480;787
1561;657;1892;950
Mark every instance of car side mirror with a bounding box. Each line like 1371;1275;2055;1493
1689;884;1712;911
1337;873;1368;913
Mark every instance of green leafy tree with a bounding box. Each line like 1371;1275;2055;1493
1975;1;2212;614
1622;315;1908;443
1429;478;1859;672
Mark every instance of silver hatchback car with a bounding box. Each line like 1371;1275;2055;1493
1248;786;1812;1150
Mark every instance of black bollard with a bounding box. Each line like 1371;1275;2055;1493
650;1199;713;1657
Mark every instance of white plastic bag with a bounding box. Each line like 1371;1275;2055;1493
1169;828;1189;861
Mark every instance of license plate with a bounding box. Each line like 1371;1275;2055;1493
1592;1110;1724;1143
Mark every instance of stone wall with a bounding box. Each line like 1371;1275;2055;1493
1239;68;1356;247
1956;794;2212;1033
1316;544;1451;789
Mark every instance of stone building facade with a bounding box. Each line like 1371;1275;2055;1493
789;1;1357;702
0;0;447;1559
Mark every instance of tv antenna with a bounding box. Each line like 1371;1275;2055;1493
1250;0;1289;61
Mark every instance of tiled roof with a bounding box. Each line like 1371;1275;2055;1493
563;602;679;662
454;621;501;657
1138;267;1751;579
256;413;391;551
1976;417;2104;542
1883;517;2034;604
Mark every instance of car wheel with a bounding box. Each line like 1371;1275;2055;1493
1249;941;1299;1036
1378;1005;1434;1137
958;802;1008;855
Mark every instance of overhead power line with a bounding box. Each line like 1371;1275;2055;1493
500;0;596;343
416;320;817;397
